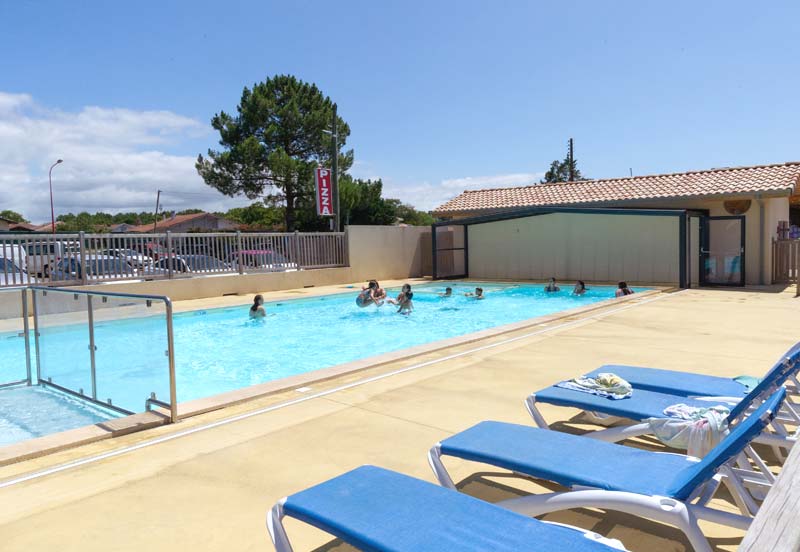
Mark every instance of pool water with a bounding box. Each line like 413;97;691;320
0;282;646;446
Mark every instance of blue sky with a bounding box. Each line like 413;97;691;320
1;1;799;220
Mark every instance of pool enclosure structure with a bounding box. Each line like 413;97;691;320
0;286;178;447
432;207;748;288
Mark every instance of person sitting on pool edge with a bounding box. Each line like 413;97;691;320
464;287;484;299
438;286;453;297
544;277;560;292
356;281;382;307
397;291;414;315
572;280;586;296
249;294;266;318
387;283;411;305
616;281;634;297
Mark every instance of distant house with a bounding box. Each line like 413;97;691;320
110;223;136;233
127;212;240;233
0;217;14;232
8;222;40;232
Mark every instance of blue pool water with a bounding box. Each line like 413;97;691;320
0;282;646;446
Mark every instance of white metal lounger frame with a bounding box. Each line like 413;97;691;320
266;495;631;552
427;408;776;552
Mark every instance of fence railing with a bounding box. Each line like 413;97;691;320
772;238;800;282
0;231;348;288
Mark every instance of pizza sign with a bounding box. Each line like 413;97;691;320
315;167;334;216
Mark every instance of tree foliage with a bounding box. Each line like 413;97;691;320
196;75;353;230
540;156;586;183
0;210;27;223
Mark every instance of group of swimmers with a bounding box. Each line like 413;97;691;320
544;277;634;298
357;280;414;314
438;286;484;299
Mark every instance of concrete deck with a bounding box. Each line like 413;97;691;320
0;285;797;551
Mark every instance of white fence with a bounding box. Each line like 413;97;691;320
0;231;348;288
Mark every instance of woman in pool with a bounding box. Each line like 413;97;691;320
397;291;414;315
616;281;634;297
544;277;560;292
249;295;266;319
572;280;586;296
356;281;382;307
387;283;411;305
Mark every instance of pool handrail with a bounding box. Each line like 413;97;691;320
26;285;178;423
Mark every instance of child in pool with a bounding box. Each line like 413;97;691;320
465;287;484;299
438;287;453;297
356;281;382;307
249;295;266;318
397;291;414;314
387;283;411;305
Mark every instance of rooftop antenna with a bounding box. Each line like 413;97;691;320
568;138;574;182
629;168;633;177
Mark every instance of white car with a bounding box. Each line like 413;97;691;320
103;248;153;269
0;257;29;287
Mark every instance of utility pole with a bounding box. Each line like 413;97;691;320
332;103;340;232
152;190;162;233
567;138;574;182
48;159;63;236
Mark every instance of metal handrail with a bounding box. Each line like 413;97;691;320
27;285;178;422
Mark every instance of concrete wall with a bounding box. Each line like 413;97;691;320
468;212;681;284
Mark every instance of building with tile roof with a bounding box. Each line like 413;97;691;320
126;212;239;233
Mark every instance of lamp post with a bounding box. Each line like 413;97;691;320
48;159;63;236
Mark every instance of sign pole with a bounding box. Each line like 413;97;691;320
332;103;340;232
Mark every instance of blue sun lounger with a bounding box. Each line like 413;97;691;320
428;388;785;552
525;344;800;450
267;465;627;551
582;341;800;399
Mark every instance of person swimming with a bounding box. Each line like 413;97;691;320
572;280;586;296
397;291;414;315
616;281;634;297
544;277;560;292
249;294;266;318
387;283;411;305
465;287;484;299
373;280;387;302
438;286;453;297
356;280;383;307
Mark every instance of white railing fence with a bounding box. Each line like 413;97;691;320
0;231;348;288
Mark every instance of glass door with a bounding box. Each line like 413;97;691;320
700;216;745;286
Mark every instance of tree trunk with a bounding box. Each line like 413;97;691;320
285;190;296;231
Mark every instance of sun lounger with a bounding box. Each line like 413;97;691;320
428;388;785;552
267;465;627;551
525;344;800;451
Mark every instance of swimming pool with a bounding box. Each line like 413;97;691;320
0;282;646;446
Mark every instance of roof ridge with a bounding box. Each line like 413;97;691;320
460;161;800;194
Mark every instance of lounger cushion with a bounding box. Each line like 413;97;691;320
439;421;695;498
583;365;750;397
533;385;730;421
282;465;622;551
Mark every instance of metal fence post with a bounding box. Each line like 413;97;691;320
293;230;300;268
166;231;173;279
79;231;87;285
31;289;41;383
164;298;178;423
86;295;97;399
343;226;350;267
22;288;32;385
236;231;244;275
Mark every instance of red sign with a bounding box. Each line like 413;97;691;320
315;167;334;217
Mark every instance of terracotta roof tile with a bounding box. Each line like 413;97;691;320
433;162;800;215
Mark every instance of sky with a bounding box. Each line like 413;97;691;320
1;1;799;222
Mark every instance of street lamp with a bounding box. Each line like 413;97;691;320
48;159;63;236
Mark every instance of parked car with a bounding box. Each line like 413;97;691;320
0;257;29;287
51;255;138;282
0;243;27;274
23;240;80;277
226;250;299;272
146;255;231;275
103;248;152;269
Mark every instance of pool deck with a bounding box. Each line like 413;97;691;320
0;282;797;551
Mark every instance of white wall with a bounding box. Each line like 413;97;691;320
468;213;680;284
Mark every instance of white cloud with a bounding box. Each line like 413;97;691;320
0;92;249;222
379;172;543;212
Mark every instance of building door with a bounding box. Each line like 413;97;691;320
700;216;745;286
